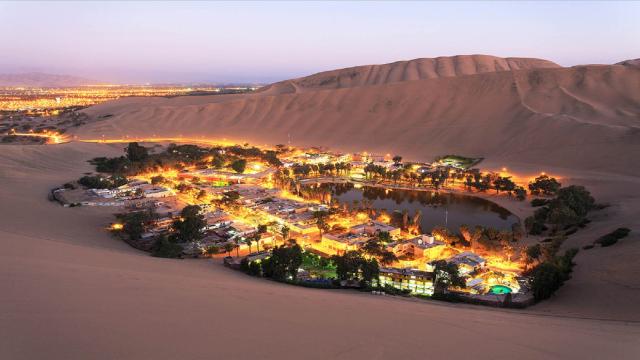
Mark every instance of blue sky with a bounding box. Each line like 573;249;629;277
1;1;638;84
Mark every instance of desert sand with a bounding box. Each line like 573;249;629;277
260;55;561;94
3;55;640;358
1;142;639;359
76;57;640;177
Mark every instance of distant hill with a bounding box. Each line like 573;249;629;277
616;58;640;68
259;55;561;94
0;72;101;87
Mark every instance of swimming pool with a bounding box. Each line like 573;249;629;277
489;285;512;294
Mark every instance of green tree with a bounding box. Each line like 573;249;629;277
332;251;364;281
115;209;157;240
361;238;397;266
261;244;303;281
255;224;268;251
547;205;580;229
279;225;290;246
125;142;148;162
529;262;563;301
525;244;542;269
206;245;220;255
172;205;206;243
555;185;594;218
223;242;235;257
331;250;381;285
432;260;465;295
231;159;247;174
493;176;516;195
151;236;183;258
245;236;255;254
313;210;330;239
377;231;391;243
360;258;380;286
528;248;578;301
528;175;561;196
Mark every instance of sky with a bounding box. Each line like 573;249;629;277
1;1;638;84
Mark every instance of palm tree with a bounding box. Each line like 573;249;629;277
245;236;253;254
255;224;267;251
379;251;398;266
280;225;290;246
234;237;242;257
253;233;262;252
224;242;235;257
313;210;329;240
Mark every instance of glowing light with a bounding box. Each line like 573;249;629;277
111;223;124;230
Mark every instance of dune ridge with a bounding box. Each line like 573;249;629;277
78;63;640;176
3;55;640;358
260;55;560;94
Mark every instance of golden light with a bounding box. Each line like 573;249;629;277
356;212;369;221
111;223;124;230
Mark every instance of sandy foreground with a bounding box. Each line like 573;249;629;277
1;142;639;359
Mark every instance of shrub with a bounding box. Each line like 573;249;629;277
528;248;578;301
531;198;550;207
612;228;631;238
151;237;183;258
78;174;127;189
564;228;578;236
595;228;631;247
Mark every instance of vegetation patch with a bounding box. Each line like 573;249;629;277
527;248;579;301
595;228;631;247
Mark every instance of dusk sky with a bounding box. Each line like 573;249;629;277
1;1;638;84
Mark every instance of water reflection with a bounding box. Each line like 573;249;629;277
314;183;518;233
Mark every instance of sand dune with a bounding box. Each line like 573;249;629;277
260;55;560;94
1;142;639;359
4;56;640;358
616;58;640;68
78;63;640;177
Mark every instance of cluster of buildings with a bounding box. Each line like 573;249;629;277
234;185;327;238
58;142;520;299
53;180;174;207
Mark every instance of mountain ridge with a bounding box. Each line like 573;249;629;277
0;72;101;87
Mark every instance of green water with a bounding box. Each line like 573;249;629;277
489;285;512;294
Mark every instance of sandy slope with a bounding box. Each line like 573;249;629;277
4;56;640;358
77;63;640;177
1;143;639;360
260;55;560;94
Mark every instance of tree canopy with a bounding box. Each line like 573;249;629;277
528;175;561;196
125;142;149;162
331;251;379;286
171;205;206;243
231;159;247;174
261;244;303;281
432;260;466;294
